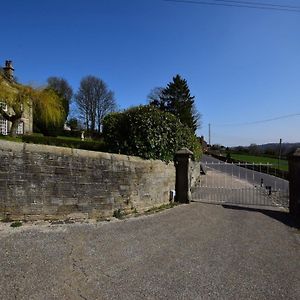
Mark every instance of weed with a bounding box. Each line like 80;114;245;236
113;209;124;219
145;202;177;214
10;221;22;228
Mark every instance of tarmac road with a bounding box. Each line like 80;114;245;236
0;203;299;300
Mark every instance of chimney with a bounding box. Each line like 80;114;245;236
3;60;14;80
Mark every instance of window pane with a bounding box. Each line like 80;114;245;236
0;116;8;135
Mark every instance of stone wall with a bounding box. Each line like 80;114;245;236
0;141;175;220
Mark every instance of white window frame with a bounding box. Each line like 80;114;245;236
0;102;8;135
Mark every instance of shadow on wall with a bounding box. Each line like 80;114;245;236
222;204;300;229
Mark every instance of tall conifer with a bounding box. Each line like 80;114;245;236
159;74;199;132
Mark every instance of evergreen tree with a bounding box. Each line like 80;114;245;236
158;74;199;132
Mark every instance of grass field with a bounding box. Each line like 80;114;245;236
231;153;288;172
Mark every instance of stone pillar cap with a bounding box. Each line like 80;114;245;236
290;148;300;159
176;148;193;155
293;148;300;156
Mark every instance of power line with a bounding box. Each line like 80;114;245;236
164;0;300;13
213;113;300;126
209;0;300;10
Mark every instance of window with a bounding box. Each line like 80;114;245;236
16;121;24;135
0;116;8;135
0;101;7;111
0;102;8;135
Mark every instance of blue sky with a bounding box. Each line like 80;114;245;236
1;0;299;146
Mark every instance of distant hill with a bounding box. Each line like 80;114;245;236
231;142;300;157
257;143;300;155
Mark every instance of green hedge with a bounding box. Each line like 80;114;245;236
21;135;107;152
102;105;202;161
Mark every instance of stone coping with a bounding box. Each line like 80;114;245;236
289;148;300;161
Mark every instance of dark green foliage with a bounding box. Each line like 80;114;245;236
226;152;231;160
66;118;79;131
33;120;64;137
151;75;199;132
60;130;82;138
113;209;124;219
10;221;22;227
102;105;202;161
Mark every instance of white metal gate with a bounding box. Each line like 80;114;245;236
192;162;289;208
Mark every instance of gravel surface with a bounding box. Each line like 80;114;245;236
1;203;300;300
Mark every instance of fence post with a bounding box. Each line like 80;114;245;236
289;148;300;219
175;148;193;204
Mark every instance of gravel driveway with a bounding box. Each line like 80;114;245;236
1;203;299;299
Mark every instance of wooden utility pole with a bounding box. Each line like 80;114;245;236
209;123;211;146
278;138;282;170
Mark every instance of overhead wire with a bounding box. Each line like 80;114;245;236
206;0;300;10
163;0;300;13
212;113;300;126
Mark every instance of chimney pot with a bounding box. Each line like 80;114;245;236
3;60;14;80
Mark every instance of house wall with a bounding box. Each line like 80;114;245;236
0;141;176;220
0;61;33;135
4;101;33;135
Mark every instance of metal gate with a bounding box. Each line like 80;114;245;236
191;162;289;209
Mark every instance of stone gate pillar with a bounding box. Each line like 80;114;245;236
289;148;300;219
175;148;193;204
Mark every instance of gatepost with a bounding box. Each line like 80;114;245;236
175;148;193;204
289;148;300;219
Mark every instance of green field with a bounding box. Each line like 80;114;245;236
231;154;288;172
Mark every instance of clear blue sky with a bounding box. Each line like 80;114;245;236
1;0;299;146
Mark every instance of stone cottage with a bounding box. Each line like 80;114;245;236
0;60;33;135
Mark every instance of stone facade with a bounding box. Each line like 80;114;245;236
0;141;175;220
0;60;33;135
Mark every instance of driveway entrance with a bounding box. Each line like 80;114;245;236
0;203;299;299
192;156;289;209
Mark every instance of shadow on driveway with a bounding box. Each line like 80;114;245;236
222;204;300;229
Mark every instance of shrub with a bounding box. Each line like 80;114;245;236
102;105;202;161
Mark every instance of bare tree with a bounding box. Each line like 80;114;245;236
147;87;164;108
75;76;116;133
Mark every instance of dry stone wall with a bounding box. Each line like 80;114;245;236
0;141;175;220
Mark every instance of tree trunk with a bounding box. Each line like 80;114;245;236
9;119;20;137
